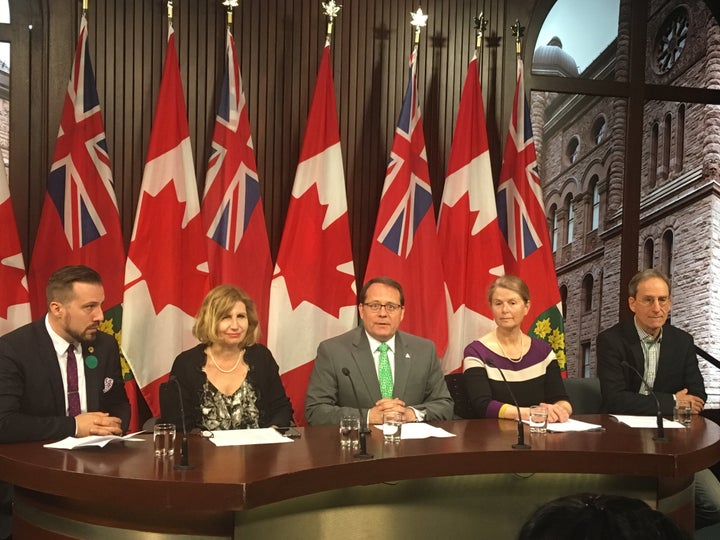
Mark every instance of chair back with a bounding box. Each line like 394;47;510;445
445;373;476;419
563;377;602;415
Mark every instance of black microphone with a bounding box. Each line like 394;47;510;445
341;367;373;459
484;358;530;449
169;375;195;469
620;361;666;442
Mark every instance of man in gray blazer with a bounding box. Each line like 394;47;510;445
305;276;453;426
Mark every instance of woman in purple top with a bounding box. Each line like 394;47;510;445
463;275;572;422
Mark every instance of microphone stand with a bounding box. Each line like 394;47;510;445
342;368;373;459
485;359;530;450
621;361;666;442
170;376;195;469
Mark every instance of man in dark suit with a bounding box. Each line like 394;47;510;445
0;265;130;443
597;268;719;529
305;276;453;426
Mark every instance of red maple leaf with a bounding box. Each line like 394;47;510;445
0;261;27;319
276;183;355;317
128;181;209;316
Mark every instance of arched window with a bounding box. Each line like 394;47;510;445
676;104;685;172
565;195;574;244
650;123;659;188
591;116;607;144
590;176;600;231
643;238;654;269
566;137;580;164
662;113;672;179
662;230;673;278
551;204;558;252
582;274;594;312
560;284;568;321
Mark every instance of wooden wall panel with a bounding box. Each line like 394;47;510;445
13;0;529;285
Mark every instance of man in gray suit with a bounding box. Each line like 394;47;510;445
305;276;453;426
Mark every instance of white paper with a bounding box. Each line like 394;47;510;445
546;418;604;432
44;432;145;449
208;427;294;446
611;415;686;429
372;422;456;439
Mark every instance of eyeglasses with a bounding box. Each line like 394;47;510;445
362;302;403;313
635;296;670;308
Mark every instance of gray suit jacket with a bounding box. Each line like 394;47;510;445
305;327;453;425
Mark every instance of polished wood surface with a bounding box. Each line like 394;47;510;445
0;415;718;537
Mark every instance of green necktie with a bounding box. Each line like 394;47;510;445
378;342;393;398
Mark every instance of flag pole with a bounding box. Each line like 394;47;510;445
474;12;487;53
82;0;88;16
222;0;238;30
322;0;341;44
511;18;525;61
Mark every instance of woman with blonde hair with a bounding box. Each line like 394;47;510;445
165;285;293;430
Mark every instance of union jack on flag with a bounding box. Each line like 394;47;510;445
201;29;272;334
28;14;125;314
365;44;447;356
496;85;544;262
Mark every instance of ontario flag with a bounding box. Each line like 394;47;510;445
437;52;504;373
268;41;356;426
0;161;31;337
122;24;210;416
202;28;272;337
496;59;566;375
28;14;125;316
365;44;447;356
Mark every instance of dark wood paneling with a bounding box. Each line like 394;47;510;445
12;0;526;284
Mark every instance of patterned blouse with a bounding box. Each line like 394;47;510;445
199;377;260;430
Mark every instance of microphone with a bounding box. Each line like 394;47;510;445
620;361;666;442
168;375;195;469
342;367;373;459
484;358;530;449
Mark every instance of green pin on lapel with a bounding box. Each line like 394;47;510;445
85;347;98;369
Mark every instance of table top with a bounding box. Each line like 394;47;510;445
0;415;718;512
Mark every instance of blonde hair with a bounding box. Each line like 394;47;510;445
192;285;259;347
487;275;530;304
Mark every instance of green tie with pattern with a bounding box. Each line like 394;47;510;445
378;342;393;398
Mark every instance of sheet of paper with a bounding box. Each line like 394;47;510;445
372;422;456;439
43;432;144;449
611;415;685;429
208;427;294;447
546;418;604;433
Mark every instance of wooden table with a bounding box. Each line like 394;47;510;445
0;415;718;539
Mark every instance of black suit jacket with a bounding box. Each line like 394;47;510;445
597;319;706;415
0;318;130;442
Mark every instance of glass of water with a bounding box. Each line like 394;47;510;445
529;406;548;434
339;415;360;448
382;411;403;443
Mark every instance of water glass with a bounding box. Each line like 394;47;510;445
339;415;360;448
154;423;176;457
529;406;548;434
382;411;403;443
673;400;692;426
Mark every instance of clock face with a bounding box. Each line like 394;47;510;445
655;7;689;74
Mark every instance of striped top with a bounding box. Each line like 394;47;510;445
463;337;567;418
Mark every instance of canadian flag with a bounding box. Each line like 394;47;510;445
268;42;357;426
202;28;272;337
364;45;447;356
0;161;31;336
122;24;210;415
437;53;504;373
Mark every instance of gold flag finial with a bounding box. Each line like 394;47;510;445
511;19;525;57
410;7;428;45
473;13;487;50
167;1;173;21
322;1;341;38
222;0;239;26
82;0;88;14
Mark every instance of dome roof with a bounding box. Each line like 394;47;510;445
533;37;579;77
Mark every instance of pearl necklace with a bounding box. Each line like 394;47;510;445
495;332;526;364
207;348;244;373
